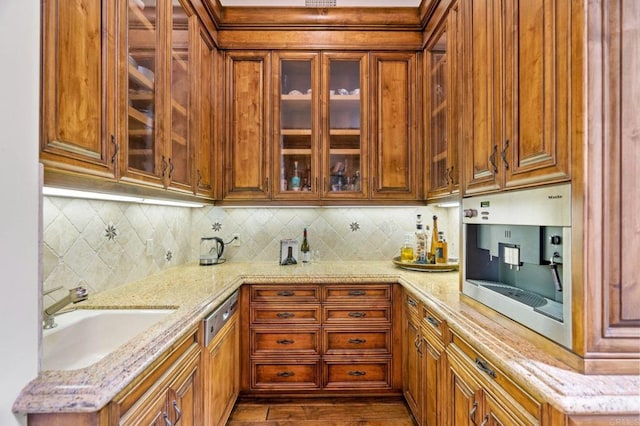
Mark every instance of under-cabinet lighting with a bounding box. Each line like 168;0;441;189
42;187;205;208
435;201;460;208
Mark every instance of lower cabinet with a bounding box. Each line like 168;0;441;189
242;283;402;394
115;327;202;426
203;311;239;426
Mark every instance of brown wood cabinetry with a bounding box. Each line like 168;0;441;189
425;1;461;201
203;311;239;426
242;283;401;395
577;0;640;373
40;0;115;179
370;52;420;201
402;291;446;426
223;51;272;200
461;0;574;195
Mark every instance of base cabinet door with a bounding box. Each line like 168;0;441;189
402;299;422;423
204;313;239;426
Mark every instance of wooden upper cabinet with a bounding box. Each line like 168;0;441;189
223;51;271;200
40;0;115;179
462;0;572;196
370;52;419;200
425;1;461;201
193;26;216;199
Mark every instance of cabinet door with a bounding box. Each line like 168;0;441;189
193;25;216;199
41;0;115;178
403;314;421;424
205;316;239;425
446;355;482;426
273;52;320;200
164;0;194;193
422;335;444;426
224;51;271;200
167;350;201;426
426;2;462;201
322;52;369;199
119;389;168;426
461;0;503;195
120;0;164;186
370;52;419;200
502;0;572;189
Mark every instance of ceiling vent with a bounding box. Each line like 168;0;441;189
305;0;337;6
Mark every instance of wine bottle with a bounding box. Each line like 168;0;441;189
301;228;310;263
290;161;301;191
429;215;439;264
415;214;427;263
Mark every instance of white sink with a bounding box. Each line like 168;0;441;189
42;309;175;371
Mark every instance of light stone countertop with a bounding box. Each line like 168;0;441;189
13;261;640;417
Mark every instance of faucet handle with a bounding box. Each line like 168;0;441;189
70;286;89;303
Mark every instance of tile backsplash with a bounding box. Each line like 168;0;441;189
42;197;459;301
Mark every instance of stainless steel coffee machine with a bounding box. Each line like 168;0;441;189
461;184;572;349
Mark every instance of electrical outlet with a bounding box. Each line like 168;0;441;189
231;233;241;247
146;239;154;255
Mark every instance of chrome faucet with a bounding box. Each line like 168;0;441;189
43;286;89;329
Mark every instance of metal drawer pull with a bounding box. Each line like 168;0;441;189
407;298;418;307
348;290;366;296
277;371;295;377
480;415;489;426
276;312;295;318
173;400;181;425
348;338;367;344
469;401;478;425
475;358;497;379
426;316;440;328
348;312;366;318
277;339;295;345
163;412;172;426
347;370;366;376
277;291;295;296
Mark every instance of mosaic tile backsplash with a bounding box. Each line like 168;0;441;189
42;196;459;302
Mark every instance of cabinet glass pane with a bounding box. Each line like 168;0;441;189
170;4;190;185
280;60;313;192
127;0;157;174
328;60;361;192
429;31;448;191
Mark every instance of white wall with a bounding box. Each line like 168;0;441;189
0;1;40;425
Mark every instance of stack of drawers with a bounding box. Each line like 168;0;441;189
247;283;398;393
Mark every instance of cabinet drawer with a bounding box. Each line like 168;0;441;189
421;304;445;341
252;360;321;390
404;292;421;318
323;284;392;303
251;329;320;355
323;305;391;324
449;330;541;420
323;329;391;355
323;359;392;389
250;285;320;303
251;305;321;324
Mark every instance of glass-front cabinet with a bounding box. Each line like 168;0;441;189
273;52;320;199
323;53;367;199
273;52;367;200
121;0;194;192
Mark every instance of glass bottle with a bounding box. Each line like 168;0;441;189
435;231;448;264
290;161;301;191
282;246;297;265
415;214;427;264
301;228;310;263
429;215;439;264
400;233;415;262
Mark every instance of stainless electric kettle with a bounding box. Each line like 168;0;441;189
200;237;225;265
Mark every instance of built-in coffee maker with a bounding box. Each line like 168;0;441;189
461;184;572;349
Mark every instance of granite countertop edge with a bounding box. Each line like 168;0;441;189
13;261;640;417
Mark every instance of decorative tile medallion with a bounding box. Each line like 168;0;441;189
350;221;360;232
211;222;222;232
105;224;117;240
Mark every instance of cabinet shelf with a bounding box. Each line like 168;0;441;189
129;148;153;156
330;148;360;155
432;150;447;162
330;94;360;101
281;94;311;101
128;106;153;127
282;148;312;155
172;132;187;146
128;63;154;90
431;101;447;116
128;1;155;32
172;99;187;117
430;53;446;75
329;129;360;136
282;129;312;135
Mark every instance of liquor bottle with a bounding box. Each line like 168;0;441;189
400;233;415;262
290;161;301;191
301;228;310;263
415;214;427;263
435;231;448;264
429;215;439;264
